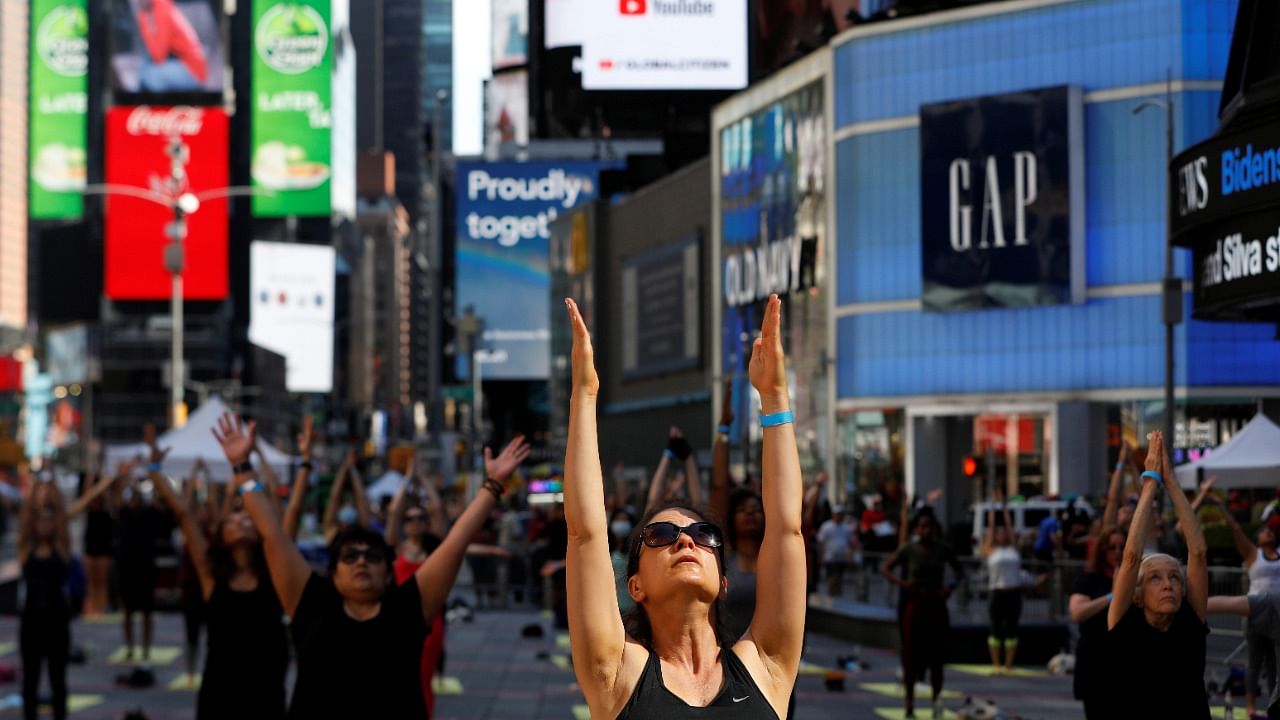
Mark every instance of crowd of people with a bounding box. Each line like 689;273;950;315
8;297;1279;720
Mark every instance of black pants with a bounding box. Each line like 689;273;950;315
988;588;1022;642
20;610;70;720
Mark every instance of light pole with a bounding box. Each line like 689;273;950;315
86;142;268;429
1133;69;1181;454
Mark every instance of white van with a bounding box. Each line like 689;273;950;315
968;499;1080;546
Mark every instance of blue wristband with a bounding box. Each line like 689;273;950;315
1106;592;1113;603
717;425;731;434
1115;462;1125;471
146;462;162;473
760;409;794;428
238;480;263;496
663;449;678;461
1140;470;1163;484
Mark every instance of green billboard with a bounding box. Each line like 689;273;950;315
29;0;88;220
251;0;332;217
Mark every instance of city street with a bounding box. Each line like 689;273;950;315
0;606;1091;720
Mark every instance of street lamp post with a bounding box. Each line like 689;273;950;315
1134;70;1182;454
86;141;269;429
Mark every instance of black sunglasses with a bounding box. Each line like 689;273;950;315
338;547;387;565
641;521;723;550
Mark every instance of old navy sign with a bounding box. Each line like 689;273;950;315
919;85;1085;312
1171;121;1280;246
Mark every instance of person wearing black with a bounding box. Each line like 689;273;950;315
19;472;117;720
1106;430;1209;720
1067;525;1123;719
882;511;964;719
116;470;164;663
143;425;288;720
81;472;118;617
213;411;528;719
563;295;805;720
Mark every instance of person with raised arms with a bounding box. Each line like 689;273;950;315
211;411;527;720
145;425;288;719
562;294;804;720
1106;430;1209;719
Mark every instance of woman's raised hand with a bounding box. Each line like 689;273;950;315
211;411;256;466
565;298;599;398
1143;431;1164;478
748;294;788;413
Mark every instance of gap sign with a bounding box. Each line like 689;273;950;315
920;86;1084;312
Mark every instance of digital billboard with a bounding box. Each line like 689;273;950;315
29;0;88;220
109;0;225;97
622;233;701;380
582;0;747;90
249;242;335;393
104;106;229;300
544;0;588;49
716;72;829;472
485;70;528;156
251;0;332;217
491;0;528;71
455;160;614;380
919;86;1085;311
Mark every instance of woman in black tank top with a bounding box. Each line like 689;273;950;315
561;296;806;720
144;429;289;719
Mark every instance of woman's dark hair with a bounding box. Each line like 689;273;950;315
623;502;734;649
1085;525;1125;575
725;488;764;551
208;515;269;584
326;525;395;576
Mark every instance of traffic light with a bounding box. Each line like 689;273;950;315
963;455;981;478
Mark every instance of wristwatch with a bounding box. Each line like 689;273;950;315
232;461;254;475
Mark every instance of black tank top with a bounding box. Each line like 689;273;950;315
615;647;779;720
22;552;69;614
197;580;289;720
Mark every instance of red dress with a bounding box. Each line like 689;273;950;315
394;554;446;717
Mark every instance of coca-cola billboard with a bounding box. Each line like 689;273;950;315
105;105;228;300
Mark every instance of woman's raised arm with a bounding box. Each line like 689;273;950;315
562;298;630;713
146;432;215;601
212;413;310;617
1109;433;1164;630
1161;432;1207;620
744;295;806;696
282;415;313;540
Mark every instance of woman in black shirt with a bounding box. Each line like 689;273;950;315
19;472;117;720
213;411;528;719
1106;430;1210;720
143;425;289;720
1067;526;1123;718
562;295;805;720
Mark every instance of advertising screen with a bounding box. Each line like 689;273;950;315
251;0;332;217
622;233;701;380
249;242;335;393
109;0;225;97
455;160;614;380
581;0;747;90
104;105;229;300
919;85;1084;311
544;0;589;49
491;0;528;71
717;77;828;471
29;0;88;220
485;70;528;155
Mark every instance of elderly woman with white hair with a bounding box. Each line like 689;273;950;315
1106;430;1209;719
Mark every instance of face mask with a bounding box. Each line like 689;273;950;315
338;505;358;526
610;520;632;539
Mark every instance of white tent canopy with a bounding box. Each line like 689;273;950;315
1175;413;1280;489
365;470;406;502
105;396;293;484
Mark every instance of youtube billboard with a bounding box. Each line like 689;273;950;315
581;0;747;90
105;106;229;300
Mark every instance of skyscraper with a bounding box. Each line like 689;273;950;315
0;0;28;336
